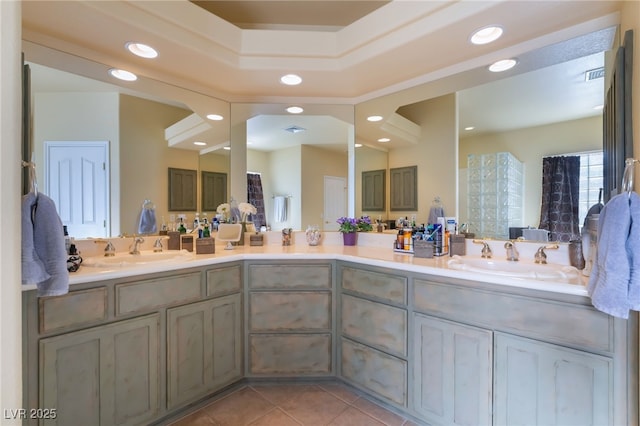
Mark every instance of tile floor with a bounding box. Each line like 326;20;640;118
168;382;422;426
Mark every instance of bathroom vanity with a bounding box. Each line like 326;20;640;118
21;240;638;426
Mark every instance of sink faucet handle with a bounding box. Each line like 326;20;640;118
153;237;164;252
472;239;493;258
534;244;559;264
104;241;116;257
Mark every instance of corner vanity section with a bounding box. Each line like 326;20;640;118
22;249;638;426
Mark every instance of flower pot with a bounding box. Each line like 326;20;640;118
342;231;357;246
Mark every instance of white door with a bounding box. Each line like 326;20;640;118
45;141;109;238
323;176;347;231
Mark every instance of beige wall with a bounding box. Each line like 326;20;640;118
459;115;602;227
1;0;22;417
301;145;348;229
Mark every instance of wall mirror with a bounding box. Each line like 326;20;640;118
355;26;616;234
230;103;355;232
24;42;230;238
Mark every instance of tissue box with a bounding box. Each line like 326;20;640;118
181;235;194;252
413;240;434;258
167;231;180;250
249;234;264;246
196;237;215;254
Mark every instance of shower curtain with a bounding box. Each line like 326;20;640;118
538;155;580;242
247;173;266;227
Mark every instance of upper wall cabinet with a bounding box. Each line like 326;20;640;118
362;169;386;211
168;168;197;211
390;166;417;211
201;171;227;212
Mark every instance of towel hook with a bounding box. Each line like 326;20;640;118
22;160;38;197
622;158;639;197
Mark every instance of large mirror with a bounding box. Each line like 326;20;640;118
355;26;615;236
229;103;355;232
25;42;230;238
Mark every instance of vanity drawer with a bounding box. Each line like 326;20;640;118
116;272;201;316
341;337;407;406
249;291;331;331
39;287;107;334
413;279;612;353
249;333;332;375
341;294;407;356
248;264;331;289
206;265;241;296
341;266;407;305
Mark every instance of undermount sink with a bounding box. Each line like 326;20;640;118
83;249;194;268
447;255;581;284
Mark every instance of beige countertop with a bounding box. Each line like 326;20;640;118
26;230;588;297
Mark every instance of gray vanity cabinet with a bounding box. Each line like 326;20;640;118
246;262;334;376
166;293;242;409
413;313;493;426
493;332;612;426
39;314;160;426
338;265;409;407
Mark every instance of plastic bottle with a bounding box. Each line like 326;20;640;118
63;225;71;254
203;223;210;238
178;217;187;234
193;213;200;230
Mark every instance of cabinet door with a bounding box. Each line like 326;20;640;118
40;314;160;426
413;314;492;426
390;166;417;211
362;169;385;211
494;333;612;426
167;294;242;409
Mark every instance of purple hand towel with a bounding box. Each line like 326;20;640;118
628;192;640;311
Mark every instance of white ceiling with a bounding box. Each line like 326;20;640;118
22;1;620;151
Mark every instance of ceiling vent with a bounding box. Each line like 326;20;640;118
284;125;306;134
585;67;605;81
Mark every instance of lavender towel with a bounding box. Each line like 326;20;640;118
587;192;638;318
137;206;157;234
21;193;49;285
22;192;69;297
628;193;640;311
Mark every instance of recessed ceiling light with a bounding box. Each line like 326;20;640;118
355;143;363;148
108;68;137;81
465;126;475;131
206;114;224;121
470;26;503;45
488;59;517;72
125;42;158;59
286;106;304;114
193;141;206;146
367;115;383;122
378;138;390;143
593;104;604;110
280;74;302;85
223;146;231;150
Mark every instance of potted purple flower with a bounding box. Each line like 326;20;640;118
337;216;373;246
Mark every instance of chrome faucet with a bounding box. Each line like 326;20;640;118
94;239;116;257
104;241;116;257
473;240;493;258
534;244;559;264
153;237;164;253
129;236;144;255
504;240;519;261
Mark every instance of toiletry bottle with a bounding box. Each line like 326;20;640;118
203;222;210;238
193;213;200;230
397;229;404;250
178;218;187;234
63;225;71;254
